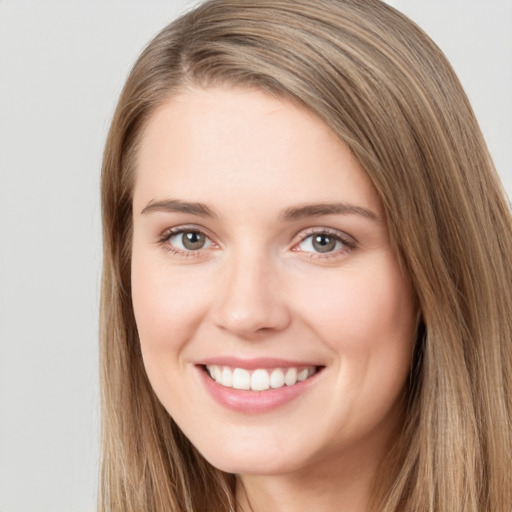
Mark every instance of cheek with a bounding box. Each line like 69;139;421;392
295;262;416;443
130;251;211;368
296;257;416;391
301;267;414;342
130;256;216;422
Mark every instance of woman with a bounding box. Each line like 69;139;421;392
99;0;512;510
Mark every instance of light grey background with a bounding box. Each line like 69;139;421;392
0;1;510;511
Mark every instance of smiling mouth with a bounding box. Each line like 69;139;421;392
203;365;322;392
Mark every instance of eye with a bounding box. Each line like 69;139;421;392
298;233;342;253
162;228;214;254
294;229;356;256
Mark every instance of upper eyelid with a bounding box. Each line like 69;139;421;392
293;226;357;245
159;224;214;241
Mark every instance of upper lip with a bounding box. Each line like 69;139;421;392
195;356;323;370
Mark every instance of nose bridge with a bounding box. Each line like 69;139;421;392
212;243;290;336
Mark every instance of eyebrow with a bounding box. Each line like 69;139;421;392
141;199;217;217
280;202;380;222
141;198;380;223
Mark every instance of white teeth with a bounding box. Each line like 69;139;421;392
284;367;298;386
270;368;285;388
232;368;250;390
221;366;233;387
297;368;309;381
205;365;317;391
251;369;270;391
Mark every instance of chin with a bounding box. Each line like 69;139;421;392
196;439;310;476
207;457;299;476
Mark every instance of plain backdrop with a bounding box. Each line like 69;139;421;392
0;1;511;511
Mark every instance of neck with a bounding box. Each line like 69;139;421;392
235;440;397;512
237;471;370;512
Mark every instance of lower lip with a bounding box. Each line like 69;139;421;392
197;366;321;414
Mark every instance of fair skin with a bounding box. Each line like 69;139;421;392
131;86;418;512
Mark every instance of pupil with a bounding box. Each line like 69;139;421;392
312;234;336;253
183;231;205;250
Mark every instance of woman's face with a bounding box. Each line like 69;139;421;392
131;87;417;476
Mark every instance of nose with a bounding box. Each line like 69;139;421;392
211;252;292;338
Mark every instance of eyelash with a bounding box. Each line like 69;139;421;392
157;226;357;260
158;226;214;258
293;228;357;260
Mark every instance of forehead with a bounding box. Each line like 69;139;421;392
133;86;382;217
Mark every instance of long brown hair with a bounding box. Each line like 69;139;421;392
99;1;512;510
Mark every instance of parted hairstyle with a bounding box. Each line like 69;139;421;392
99;1;512;510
